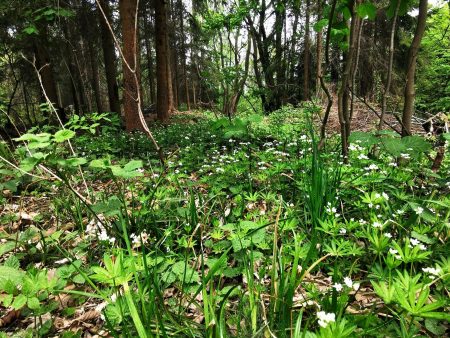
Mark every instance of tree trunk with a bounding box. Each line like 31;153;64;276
303;0;311;100
337;0;361;161
119;0;142;131
402;0;428;136
143;9;156;105
378;0;401;131
178;0;190;110
34;30;66;123
82;1;104;113
98;0;121;115
155;0;170;121
315;0;323;95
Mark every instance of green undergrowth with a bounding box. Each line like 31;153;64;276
0;106;449;337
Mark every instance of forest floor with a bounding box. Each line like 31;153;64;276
0;106;449;337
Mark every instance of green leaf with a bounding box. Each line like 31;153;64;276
0;242;16;256
15;133;51;143
314;18;329;32
171;261;200;283
12;294;27;310
0;266;25;289
2;294;13;307
54;129;76;143
349;131;378;147
23;25;39;35
123;160;143;172
381;137;404;156
402;136;431;153
342;7;352;21
72;274;85;284
19;157;41;172
57;157;87;167
425;319;447;335
27;297;40;310
357;2;377;20
89;158;110;169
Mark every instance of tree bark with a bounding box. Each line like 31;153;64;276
378;0;401;131
402;0;428;136
303;0;311;100
82;1;104;113
155;0;170;121
98;0;121;115
34;29;66;123
337;0;361;161
315;0;323;95
119;0;142;131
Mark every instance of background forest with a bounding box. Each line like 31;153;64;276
0;0;449;337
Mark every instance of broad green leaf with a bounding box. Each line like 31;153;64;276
0;242;16;256
19;157;41;172
402;136;431;153
89;158;109;169
27;297;40;310
54;129;76;143
57;157;87;167
314;18;329;32
15;133;51;143
12;294;27;310
357;2;377;20
349;131;378;147
123;160;143;172
23;25;39;35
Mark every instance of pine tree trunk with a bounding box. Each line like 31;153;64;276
119;0;142;131
98;0;121;115
155;0;170;121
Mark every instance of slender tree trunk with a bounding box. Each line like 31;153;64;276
338;0;361;161
350;19;364;121
119;0;142;131
303;0;311;100
82;1;104;113
178;0;190;110
316;0;323;95
155;0;170;121
402;0;428;136
34;31;66;123
143;9;156;105
379;0;401;130
98;0;121;114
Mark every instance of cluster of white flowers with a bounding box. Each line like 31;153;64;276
86;218;116;244
409;237;427;251
349;143;364;152
422;266;441;278
333;276;360;292
372;220;383;228
130;231;150;248
316;311;336;328
400;153;411;159
325;202;340;217
389;248;401;260
364;164;379;171
415;206;424;215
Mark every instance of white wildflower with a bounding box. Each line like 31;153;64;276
333;283;343;292
344;277;353;288
317;311;336;328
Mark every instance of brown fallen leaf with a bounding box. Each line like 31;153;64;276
0;309;21;327
72;310;101;324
